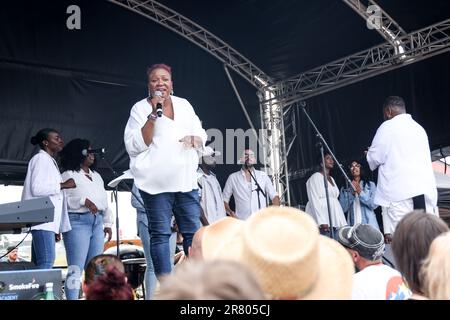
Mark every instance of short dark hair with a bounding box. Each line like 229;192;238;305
383;96;406;111
30;128;59;150
392;210;449;294
146;63;172;79
60;138;97;172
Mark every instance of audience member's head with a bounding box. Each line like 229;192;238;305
420;231;450;299
157;260;265;300
392;211;449;295
203;207;354;299
6;246;19;262
337;224;385;271
201;217;245;260
83;254;134;300
188;226;206;260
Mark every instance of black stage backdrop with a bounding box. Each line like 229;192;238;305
0;0;259;189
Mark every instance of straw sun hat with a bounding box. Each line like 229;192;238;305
202;207;354;299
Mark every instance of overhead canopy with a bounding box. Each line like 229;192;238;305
1;0;449;206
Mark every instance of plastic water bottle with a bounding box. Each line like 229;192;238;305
44;282;55;300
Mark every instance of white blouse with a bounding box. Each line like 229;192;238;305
21;150;71;233
305;172;347;228
124;96;207;195
61;169;113;228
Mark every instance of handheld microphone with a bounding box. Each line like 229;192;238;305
82;148;106;156
154;90;163;117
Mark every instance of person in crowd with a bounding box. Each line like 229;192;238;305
339;160;379;229
420;231;450;300
130;183;177;299
223;149;280;220
59;138;113;300
391;210;449;300
337;224;410;300
305;151;347;238
157;260;265;300
83;254;133;300
124;63;207;277
22;128;75;269
202;206;354;300
0;246;24;262
366;96;438;243
197;146;226;225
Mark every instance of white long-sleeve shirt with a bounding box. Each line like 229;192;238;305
61;169;113;228
21;150;71;233
305;172;347;227
223;169;278;220
366;114;437;207
197;168;226;224
124;96;207;195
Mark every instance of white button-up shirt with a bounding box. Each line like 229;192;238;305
61;169;113;228
223;168;278;220
197;168;226;224
366;114;437;207
21;150;71;233
124;96;207;195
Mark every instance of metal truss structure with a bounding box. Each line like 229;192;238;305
266;19;450;106
108;0;271;89
266;19;450;107
343;0;407;43
258;88;291;205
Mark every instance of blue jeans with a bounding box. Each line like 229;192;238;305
140;189;201;277
137;212;177;299
31;230;55;269
63;212;104;300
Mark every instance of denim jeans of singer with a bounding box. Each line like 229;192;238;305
137;211;177;299
63;211;104;300
140;189;201;277
31;230;56;269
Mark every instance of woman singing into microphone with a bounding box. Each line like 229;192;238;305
124;63;207;277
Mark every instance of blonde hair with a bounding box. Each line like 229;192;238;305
156;260;265;300
421;232;450;299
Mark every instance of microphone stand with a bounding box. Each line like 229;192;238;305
97;153;130;258
247;165;268;210
300;102;355;239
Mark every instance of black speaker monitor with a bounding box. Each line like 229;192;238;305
0;269;62;300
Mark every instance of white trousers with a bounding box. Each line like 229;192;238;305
381;197;438;234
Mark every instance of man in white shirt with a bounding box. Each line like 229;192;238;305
197;146;227;225
337;224;411;300
366;96;438;243
223;149;280;220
